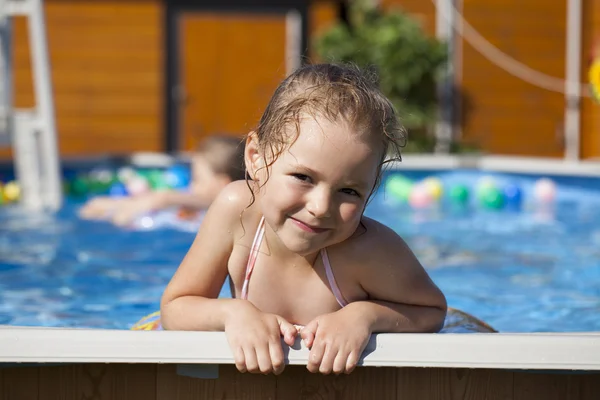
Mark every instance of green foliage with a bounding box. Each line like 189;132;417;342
313;1;448;151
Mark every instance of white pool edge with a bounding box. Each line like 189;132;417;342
387;155;600;177
0;327;599;371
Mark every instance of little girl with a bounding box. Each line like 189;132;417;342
151;64;447;375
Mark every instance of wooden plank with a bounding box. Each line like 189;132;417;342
277;365;397;399
11;0;164;156
381;0;436;36
426;368;514;400
460;0;566;157
156;364;277;400
179;12;287;151
513;371;579;400
0;366;38;400
36;364;157;400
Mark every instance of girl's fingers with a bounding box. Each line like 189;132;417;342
255;343;274;374
233;346;247;373
345;351;360;374
306;340;325;373
268;339;285;375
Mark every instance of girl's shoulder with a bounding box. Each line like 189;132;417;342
332;217;413;266
206;180;262;238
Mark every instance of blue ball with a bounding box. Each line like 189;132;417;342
109;182;128;197
503;183;522;208
165;165;191;189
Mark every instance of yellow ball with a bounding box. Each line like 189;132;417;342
422;177;443;200
3;181;21;202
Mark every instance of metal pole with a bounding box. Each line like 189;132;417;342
564;0;582;161
28;0;62;209
435;0;455;154
0;7;12;147
286;9;302;76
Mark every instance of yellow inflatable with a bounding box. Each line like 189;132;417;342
590;58;600;103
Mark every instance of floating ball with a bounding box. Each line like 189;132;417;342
109;182;129;197
385;175;413;202
449;184;469;205
533;178;556;204
147;170;169;191
476;176;497;199
69;177;89;197
422;177;443;200
89;168;114;185
126;176;150;196
409;184;434;209
503;183;523;208
3;181;20;202
480;186;505;210
164;165;191;189
117;167;137;184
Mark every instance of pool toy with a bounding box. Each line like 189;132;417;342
126;176;150;196
533;178;556;204
409;183;434;209
68;176;90;197
590;48;600;102
131;307;497;333
479;186;505;210
422;177;443;200
385;175;413;202
449;184;469;205
503;183;522;208
117;166;137;183
164;165;191;189
131;208;204;233
147;169;170;190
109;182;129;197
2;181;20;202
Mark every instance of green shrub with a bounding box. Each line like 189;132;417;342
313;1;448;152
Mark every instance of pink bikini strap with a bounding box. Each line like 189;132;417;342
321;248;349;307
241;216;266;300
240;216;349;308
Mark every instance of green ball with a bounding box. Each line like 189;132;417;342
147;170;169;190
385;175;413;202
480;187;505;209
449;185;469;204
69;177;90;197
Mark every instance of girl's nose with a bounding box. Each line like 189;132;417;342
306;187;332;218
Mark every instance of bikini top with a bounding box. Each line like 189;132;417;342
240;216;349;308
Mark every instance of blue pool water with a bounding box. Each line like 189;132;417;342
1;169;599;332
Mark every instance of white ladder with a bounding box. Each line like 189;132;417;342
0;0;62;211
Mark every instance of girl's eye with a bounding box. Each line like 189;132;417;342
340;188;360;197
292;173;311;182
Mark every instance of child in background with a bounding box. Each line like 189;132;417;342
79;135;246;226
151;64;447;375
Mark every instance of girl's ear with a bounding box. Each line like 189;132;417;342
244;131;263;181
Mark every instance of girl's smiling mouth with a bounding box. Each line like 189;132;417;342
289;217;330;233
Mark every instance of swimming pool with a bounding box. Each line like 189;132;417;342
1;166;599;332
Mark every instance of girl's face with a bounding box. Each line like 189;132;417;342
246;116;382;256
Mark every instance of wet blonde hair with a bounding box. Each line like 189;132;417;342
252;63;405;196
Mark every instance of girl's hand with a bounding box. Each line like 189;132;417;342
300;307;372;375
224;301;298;375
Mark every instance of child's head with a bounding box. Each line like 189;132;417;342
190;134;245;204
245;63;405;254
249;63;404;191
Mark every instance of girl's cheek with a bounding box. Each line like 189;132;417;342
340;203;362;221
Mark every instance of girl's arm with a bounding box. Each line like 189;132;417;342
160;182;246;330
351;218;447;333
